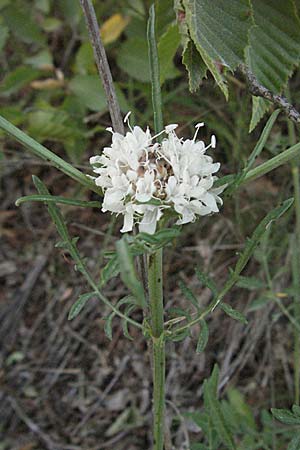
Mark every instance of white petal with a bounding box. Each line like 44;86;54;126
139;209;159;234
121;211;134;233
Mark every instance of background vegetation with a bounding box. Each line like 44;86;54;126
1;0;300;448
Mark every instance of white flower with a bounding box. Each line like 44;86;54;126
90;113;225;234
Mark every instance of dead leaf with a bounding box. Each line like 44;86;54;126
30;79;65;90
100;14;130;45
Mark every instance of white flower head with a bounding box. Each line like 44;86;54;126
90;115;225;234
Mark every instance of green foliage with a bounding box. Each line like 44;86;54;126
272;406;300;425
196;320;209;353
178;0;300;128
203;365;236;449
116;238;146;308
68;292;95;320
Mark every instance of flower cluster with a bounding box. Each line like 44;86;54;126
90;113;225;234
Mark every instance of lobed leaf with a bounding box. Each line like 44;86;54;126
68;292;95;320
271;407;300;425
196;320;209;353
220;302;248;324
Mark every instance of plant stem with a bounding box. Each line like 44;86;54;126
147;4;163;137
148;249;165;450
79;0;124;134
147;5;165;448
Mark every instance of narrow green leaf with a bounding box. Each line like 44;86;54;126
99;255;120;288
170;327;190;342
116;238;146;307
196;319;209;353
122;304;136;340
68;292;94;320
236;276;266;291
104;311;115;340
30;177;142;331
195;269;218;296
244;143;300;184
203;365;236;450
227;109;280;194
15;195;101;209
271;408;300;425
234;199;294;275
0;116;102;195
179;279;200;311
220;302;248;324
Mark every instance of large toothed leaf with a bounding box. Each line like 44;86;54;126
182;0;252;97
248;0;300;128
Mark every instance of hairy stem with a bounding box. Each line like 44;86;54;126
147;5;166;448
79;0;124;134
148;249;165;450
240;64;300;124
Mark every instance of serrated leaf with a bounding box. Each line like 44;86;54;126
182;0;252;98
247;1;300;126
248;1;300;94
196;320;209;353
249;97;270;133
271;408;300;425
182;39;207;92
68;292;94;320
220;302;248;324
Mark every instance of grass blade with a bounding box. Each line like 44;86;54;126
16;195;101;208
0;115;102;195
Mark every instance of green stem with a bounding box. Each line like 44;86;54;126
147;4;163;137
148;249;165;450
147;5;165;448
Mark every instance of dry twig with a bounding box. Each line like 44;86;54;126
240;64;300;124
79;0;124;134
